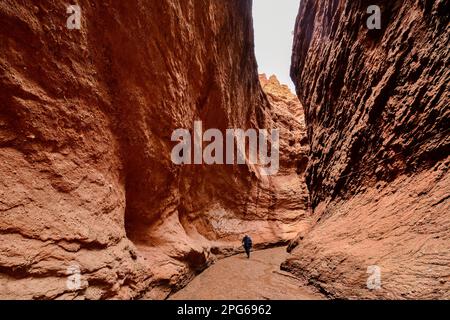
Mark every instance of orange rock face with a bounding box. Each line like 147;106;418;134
284;0;450;299
0;1;309;299
256;73;311;251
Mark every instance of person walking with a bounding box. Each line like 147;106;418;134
242;235;253;259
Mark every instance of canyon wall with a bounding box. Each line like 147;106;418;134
0;0;308;299
259;74;311;247
284;0;449;299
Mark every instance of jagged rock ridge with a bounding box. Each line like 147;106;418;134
0;1;309;299
283;0;449;299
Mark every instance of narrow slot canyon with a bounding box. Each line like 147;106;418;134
0;0;448;301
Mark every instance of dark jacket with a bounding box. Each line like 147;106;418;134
242;236;252;249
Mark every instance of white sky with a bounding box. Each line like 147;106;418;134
252;0;301;92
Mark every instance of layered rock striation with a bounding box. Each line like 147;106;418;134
284;0;450;299
0;1;309;299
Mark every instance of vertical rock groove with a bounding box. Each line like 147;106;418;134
0;0;309;299
285;0;449;299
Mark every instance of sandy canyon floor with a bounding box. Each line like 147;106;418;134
169;247;325;300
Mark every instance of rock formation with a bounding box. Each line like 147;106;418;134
283;0;449;299
258;73;311;253
259;73;310;230
0;1;309;299
2;0;447;301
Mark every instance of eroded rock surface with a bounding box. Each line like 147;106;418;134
284;0;450;299
0;1;308;299
258;74;311;244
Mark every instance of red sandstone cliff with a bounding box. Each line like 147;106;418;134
2;0;447;301
0;1;310;299
259;74;311;250
283;0;449;299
